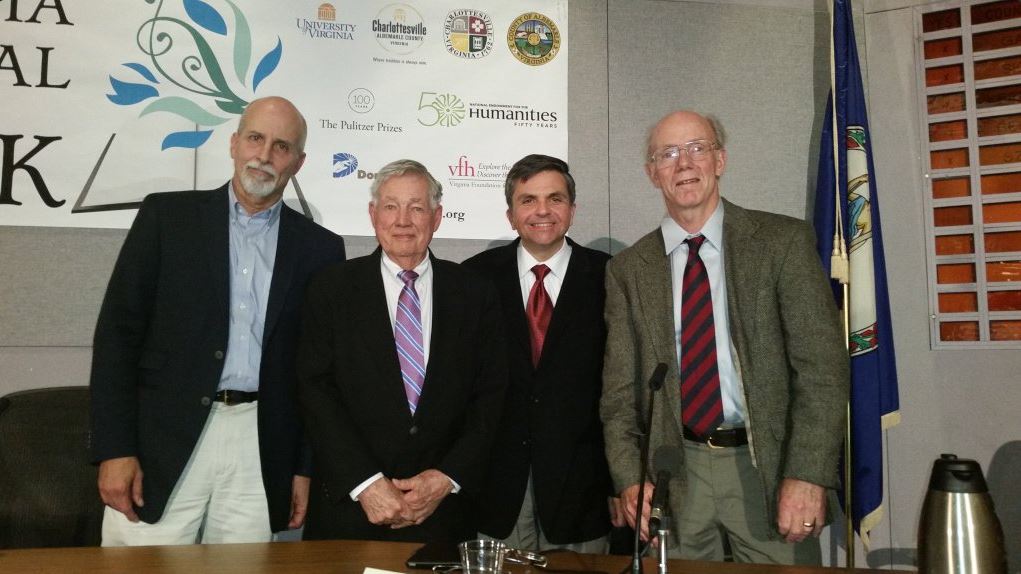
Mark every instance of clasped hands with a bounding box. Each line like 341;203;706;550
358;469;453;529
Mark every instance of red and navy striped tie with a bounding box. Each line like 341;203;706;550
680;235;723;439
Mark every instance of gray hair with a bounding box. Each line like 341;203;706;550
369;159;443;208
644;111;726;161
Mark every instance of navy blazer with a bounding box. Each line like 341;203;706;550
89;185;345;531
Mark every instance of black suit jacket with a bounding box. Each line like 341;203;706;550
297;248;508;542
462;238;613;544
89;186;345;532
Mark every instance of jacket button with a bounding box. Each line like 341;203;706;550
532;397;540;404
200;396;212;406
409;425;419;435
214;350;224;360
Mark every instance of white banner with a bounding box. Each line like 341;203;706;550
0;0;568;239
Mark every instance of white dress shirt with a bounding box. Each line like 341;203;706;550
661;202;748;426
516;239;572;306
350;252;460;500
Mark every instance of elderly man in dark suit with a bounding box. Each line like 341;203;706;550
600;111;848;564
463;154;621;553
90;96;346;545
297;159;507;543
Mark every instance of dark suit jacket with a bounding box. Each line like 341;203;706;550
89;185;345;532
462;238;613;544
297;248;507;543
601;199;849;536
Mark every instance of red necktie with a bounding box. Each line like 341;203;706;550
679;236;723;439
526;264;553;368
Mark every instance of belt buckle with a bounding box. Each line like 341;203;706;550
222;391;232;406
706;428;725;449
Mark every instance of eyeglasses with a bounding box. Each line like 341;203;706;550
649;140;720;168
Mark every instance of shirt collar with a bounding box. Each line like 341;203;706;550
227;181;283;224
660;201;724;255
381;249;432;279
516;238;572;280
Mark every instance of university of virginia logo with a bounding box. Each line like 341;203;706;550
105;0;283;150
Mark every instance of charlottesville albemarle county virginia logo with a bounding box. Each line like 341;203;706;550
507;12;560;66
443;9;494;59
373;3;427;55
333;152;358;178
105;0;283;151
417;91;465;127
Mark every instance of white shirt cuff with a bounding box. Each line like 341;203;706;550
350;472;384;501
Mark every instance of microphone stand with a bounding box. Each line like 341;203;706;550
656;514;671;574
630;363;667;574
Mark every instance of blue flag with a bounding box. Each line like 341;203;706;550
813;0;900;549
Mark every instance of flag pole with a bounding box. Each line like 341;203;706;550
827;0;854;566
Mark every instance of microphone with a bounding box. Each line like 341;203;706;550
630;362;669;574
648;445;681;533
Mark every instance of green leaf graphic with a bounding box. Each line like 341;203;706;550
140;96;230;126
228;1;251;86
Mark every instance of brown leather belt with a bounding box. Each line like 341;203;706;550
683;426;748;448
214;390;258;405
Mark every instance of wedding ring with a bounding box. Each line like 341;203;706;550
802;521;815;528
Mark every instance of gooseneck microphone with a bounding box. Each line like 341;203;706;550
648;445;681;533
630;363;669;574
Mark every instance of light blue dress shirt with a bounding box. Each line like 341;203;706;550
217;184;282;393
661;202;748;426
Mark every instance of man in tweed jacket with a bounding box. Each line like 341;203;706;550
600;111;848;564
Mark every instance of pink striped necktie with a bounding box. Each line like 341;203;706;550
394;270;425;414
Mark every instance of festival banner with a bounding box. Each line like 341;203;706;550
0;0;568;239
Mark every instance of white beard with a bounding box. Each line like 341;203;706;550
240;161;280;198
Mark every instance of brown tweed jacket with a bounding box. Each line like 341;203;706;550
600;198;849;533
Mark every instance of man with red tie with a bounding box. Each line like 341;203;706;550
600;111;848;564
464;155;622;553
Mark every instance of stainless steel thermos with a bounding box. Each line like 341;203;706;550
918;454;1007;574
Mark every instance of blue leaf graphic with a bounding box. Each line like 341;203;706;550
122;63;159;84
183;0;227;35
161;129;214;150
252;38;281;91
106;77;159;105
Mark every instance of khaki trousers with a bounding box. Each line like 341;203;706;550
667;439;821;564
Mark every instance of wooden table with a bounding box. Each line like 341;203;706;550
0;540;905;573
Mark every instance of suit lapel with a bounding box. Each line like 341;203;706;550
722;199;763;348
495;242;532;366
356;248;412;422
263;206;299;344
417;254;461;419
538;238;588;371
201;185;230;317
634;230;683;429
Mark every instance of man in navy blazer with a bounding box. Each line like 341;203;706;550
462;155;621;552
298;159;507;543
90;97;345;545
